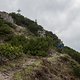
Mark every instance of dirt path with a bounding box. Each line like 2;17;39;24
0;53;59;80
0;58;37;80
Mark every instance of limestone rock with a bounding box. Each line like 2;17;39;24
0;11;14;23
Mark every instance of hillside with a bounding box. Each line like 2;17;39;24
0;11;80;80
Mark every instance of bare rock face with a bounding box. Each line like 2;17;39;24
0;11;14;23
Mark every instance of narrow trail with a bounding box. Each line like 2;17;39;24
0;53;58;80
0;58;37;80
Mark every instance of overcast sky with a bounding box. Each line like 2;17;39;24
0;0;80;52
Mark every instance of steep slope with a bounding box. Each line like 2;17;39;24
0;12;62;61
0;53;80;80
0;11;80;80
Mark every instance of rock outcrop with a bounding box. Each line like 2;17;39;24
0;11;14;23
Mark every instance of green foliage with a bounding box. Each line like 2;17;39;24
10;35;28;46
10;13;43;35
8;31;63;57
0;24;10;34
70;61;80;78
9;13;27;26
0;17;16;29
0;20;12;35
5;21;16;29
0;19;13;41
0;44;23;60
9;35;49;57
73;66;80;77
27;23;40;36
63;46;80;64
45;31;61;47
23;37;49;56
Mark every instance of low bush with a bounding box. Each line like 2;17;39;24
9;35;49;57
23;38;49;57
70;61;80;78
0;19;13;41
73;66;80;77
63;46;80;64
10;35;28;46
10;13;43;35
0;44;23;60
0;24;12;35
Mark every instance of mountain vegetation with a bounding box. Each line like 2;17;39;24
0;11;80;80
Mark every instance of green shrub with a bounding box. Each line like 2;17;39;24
0;44;23;60
9;35;49;57
73;66;80;77
63;46;80;64
23;38;49;57
10;13;43;35
70;61;80;78
9;13;27;26
10;35;28;46
0;19;13;41
0;24;12;35
9;35;60;57
5;21;16;29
